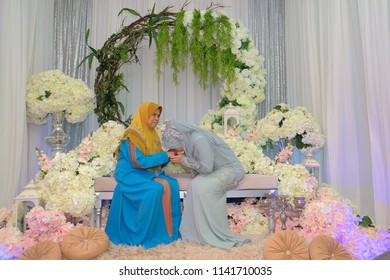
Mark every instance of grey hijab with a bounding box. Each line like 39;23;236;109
161;119;240;167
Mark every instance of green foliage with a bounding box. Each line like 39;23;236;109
81;5;177;125
208;46;220;84
37;90;52;101
358;215;375;228
239;38;250;50
212;115;223;126
170;11;188;84
216;15;233;49
292;133;311;150
203;11;215;46
234;60;250;71
274;104;289;113
261;139;276;150
80;5;240;125
218;96;240;109
155;22;171;77
189;10;203;85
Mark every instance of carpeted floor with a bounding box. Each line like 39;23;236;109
94;233;270;260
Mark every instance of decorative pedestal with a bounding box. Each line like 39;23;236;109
13;181;40;232
45;111;70;156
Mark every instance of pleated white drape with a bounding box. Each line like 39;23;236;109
286;0;390;226
0;0;54;209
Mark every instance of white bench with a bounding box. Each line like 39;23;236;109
92;173;278;229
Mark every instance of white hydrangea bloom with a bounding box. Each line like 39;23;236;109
26;70;94;125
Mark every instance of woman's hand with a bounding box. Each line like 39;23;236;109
167;150;176;159
168;150;183;164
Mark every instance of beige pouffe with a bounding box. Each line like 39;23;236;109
263;230;309;260
61;226;110;260
309;235;352;260
19;240;62;260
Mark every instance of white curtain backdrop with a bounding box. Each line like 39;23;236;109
1;0;388;228
0;0;54;209
286;0;390;227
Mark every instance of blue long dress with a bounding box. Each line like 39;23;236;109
105;140;181;249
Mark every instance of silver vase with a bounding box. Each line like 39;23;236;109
45;111;70;156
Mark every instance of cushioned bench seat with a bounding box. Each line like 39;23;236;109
92;173;278;229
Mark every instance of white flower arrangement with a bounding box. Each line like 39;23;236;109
35;121;125;217
219;134;272;174
248;103;325;154
220;133;316;197
26;69;94;125
259;163;318;197
196;12;266;131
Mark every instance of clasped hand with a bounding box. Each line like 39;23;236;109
167;150;183;164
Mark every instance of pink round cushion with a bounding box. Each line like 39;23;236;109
309;235;352;260
19;240;62;260
61;227;110;260
263;230;309;260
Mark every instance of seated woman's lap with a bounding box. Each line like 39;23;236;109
188;175;226;199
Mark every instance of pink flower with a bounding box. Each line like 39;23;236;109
35;148;50;172
78;138;94;163
245;126;259;143
227;198;266;234
23;206;74;244
0;227;25;260
274;144;293;164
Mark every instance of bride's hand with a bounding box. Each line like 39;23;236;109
169;153;183;164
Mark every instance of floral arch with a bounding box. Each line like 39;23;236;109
82;5;266;131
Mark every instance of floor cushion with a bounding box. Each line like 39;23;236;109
61;226;110;260
309;235;352;260
19;240;62;260
372;250;390;260
263;230;309;260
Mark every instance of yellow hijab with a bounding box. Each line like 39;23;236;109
116;102;162;157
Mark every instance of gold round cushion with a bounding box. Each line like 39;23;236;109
19;240;62;260
61;227;110;260
309;235;352;260
263;230;309;260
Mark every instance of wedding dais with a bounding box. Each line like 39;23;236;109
1;2;389;261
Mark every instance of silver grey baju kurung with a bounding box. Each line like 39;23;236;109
162;120;250;249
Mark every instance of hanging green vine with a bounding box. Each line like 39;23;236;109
81;4;240;126
80;4;177;125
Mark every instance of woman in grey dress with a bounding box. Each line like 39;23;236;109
162;119;250;249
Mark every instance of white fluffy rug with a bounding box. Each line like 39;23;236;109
94;233;270;260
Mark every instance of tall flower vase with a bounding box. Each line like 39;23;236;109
45;111;70;157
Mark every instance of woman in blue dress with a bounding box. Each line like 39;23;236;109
161;119;250;249
105;102;181;249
